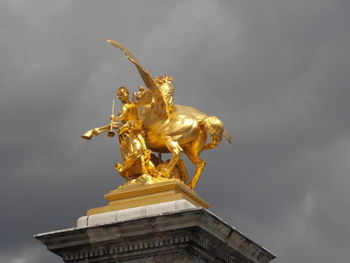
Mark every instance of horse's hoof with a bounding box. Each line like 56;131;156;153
115;163;124;173
81;135;92;140
160;168;170;178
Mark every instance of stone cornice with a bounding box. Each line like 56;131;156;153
35;208;275;263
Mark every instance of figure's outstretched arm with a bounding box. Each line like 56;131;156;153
111;104;128;122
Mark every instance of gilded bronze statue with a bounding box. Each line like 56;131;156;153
82;40;231;189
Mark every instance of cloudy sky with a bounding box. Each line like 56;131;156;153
1;0;349;262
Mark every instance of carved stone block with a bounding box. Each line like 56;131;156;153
35;208;275;263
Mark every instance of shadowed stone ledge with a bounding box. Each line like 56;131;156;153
34;208;275;263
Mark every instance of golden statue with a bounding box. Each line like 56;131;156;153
115;120;158;179
82;40;231;189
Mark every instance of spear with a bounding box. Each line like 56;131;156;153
107;98;116;137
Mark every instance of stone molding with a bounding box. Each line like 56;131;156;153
35;208;276;263
87;180;209;215
77;199;196;228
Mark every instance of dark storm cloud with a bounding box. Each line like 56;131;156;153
1;1;349;262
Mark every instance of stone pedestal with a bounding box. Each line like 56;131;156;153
87;180;209;215
35;205;275;263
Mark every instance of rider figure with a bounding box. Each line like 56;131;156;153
112;87;155;177
111;87;139;123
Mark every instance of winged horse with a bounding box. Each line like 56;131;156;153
84;40;231;189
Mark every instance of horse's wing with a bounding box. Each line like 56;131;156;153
108;40;157;90
108;39;168;118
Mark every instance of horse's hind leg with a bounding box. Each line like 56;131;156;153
185;148;206;189
184;131;207;189
163;136;183;176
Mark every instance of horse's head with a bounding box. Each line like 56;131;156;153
136;76;175;120
155;75;175;98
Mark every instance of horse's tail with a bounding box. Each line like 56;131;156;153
223;129;232;144
201;116;226;150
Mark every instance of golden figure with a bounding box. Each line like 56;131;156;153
82;40;231;189
115;120;159;180
83;86;156;180
112;87;139;123
82;87;140;140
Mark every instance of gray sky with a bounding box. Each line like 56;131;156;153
1;0;349;262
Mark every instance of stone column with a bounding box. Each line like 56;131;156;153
35;203;275;263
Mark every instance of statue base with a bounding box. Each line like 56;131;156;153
34;177;276;262
87;177;209;215
35;208;276;263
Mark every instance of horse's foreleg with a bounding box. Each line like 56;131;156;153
81;124;111;140
163;136;183;176
116;157;137;173
81;129;94;140
93;124;112;135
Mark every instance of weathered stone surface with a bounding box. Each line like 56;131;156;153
35;208;275;263
77;199;196;228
